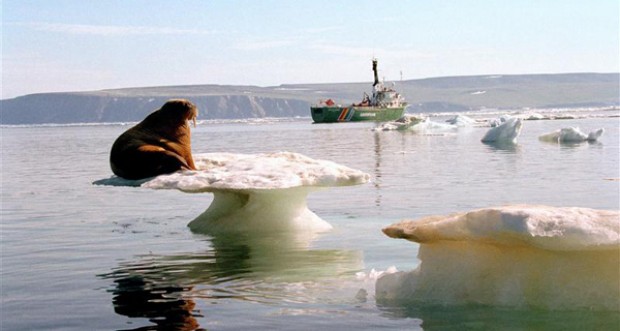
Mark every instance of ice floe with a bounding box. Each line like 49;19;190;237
445;114;477;126
377;205;620;310
539;127;605;143
372;115;426;131
373;116;460;134
97;152;370;234
481;116;523;144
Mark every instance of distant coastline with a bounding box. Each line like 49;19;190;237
1;73;618;125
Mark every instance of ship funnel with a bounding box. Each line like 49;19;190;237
372;58;379;87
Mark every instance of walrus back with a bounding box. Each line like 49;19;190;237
109;123;194;180
109;99;197;180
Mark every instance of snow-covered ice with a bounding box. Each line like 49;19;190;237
137;152;370;234
377;205;620;310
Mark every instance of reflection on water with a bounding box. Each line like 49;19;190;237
373;131;383;207
538;139;604;150
482;141;522;153
377;303;620;331
100;232;363;330
108;275;203;331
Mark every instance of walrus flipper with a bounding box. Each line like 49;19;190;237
152;150;192;172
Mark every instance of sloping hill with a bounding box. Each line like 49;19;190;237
1;73;617;124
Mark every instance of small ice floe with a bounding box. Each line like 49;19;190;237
140;152;370;234
481;116;522;144
445;114;476;126
375;116;458;133
488;114;513;127
373;115;425;131
522;112;547;120
410;118;458;133
539;127;605;143
377;205;620;310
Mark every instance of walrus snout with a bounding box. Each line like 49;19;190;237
160;99;198;126
189;110;197;127
184;102;197;127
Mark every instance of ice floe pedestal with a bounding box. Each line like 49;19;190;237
142;152;370;234
377;205;620;310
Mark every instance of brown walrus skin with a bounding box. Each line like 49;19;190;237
110;99;198;180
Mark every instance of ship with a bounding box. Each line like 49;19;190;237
310;59;408;123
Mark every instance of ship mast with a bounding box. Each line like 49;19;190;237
372;58;379;87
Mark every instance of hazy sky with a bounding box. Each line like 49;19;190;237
2;0;619;99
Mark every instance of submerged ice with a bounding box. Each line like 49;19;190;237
141;152;370;234
377;205;620;310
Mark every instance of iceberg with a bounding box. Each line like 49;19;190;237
539;127;605;143
377;205;620;310
481;116;523;144
139;152;370;234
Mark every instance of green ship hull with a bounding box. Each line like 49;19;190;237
311;106;406;123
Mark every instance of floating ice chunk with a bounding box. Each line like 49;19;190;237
377;205;620;310
523;112;547;120
588;128;605;141
488;114;512;127
481;117;522;144
373;115;457;133
539;127;605;143
372;115;425;131
141;152;370;234
445;114;476;126
412;118;458;133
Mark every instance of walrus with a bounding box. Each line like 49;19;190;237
110;99;198;180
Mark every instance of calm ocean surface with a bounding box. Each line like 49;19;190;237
2;111;619;330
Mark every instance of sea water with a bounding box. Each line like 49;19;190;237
1;110;619;330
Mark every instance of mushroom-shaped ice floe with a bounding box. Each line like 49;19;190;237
539;127;604;143
481;116;522;144
142;152;370;234
377;205;620;310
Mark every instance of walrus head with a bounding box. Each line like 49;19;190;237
159;99;198;127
